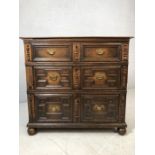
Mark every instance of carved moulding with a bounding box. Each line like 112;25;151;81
121;44;128;61
119;94;126;122
122;66;128;88
73;43;80;61
73;95;80;122
28;94;35;121
24;43;32;62
73;67;80;89
26;66;34;89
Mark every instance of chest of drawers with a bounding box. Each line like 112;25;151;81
21;37;130;135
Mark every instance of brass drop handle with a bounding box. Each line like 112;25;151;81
96;49;105;55
49;74;58;81
48;105;61;112
96;75;104;80
47;49;56;55
93;104;105;112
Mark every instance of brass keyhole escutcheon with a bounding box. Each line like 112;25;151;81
47;49;56;56
49;75;58;81
96;48;105;55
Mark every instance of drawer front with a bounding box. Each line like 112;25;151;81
80;43;121;62
81;94;119;122
81;66;121;89
35;94;73;122
32;43;72;62
34;66;72;89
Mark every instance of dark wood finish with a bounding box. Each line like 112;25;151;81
80;43;121;62
81;94;119;122
81;65;121;89
32;42;72;62
34;66;72;89
35;94;73;122
21;37;130;135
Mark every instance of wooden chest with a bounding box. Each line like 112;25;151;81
21;37;130;135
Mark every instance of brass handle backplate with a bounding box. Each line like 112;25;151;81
49;75;58;81
47;72;60;84
96;48;105;55
93;104;105;112
94;72;107;84
48;105;61;112
47;49;56;55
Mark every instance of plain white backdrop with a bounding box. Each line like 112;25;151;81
0;0;155;155
19;0;135;103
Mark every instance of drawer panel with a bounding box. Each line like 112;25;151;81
81;66;121;89
35;94;73;122
34;66;72;89
32;43;72;62
80;43;121;62
81;94;119;122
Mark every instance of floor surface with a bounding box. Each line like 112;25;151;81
19;89;135;155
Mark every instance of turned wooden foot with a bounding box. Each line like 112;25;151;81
118;127;126;135
113;127;119;132
27;128;37;135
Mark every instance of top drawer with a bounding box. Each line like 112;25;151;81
80;43;122;62
24;40;129;63
32;43;72;62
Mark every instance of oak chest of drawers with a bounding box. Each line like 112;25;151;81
21;37;130;135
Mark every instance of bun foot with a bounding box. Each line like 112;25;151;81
118;127;126;135
113;127;118;132
27;128;37;135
